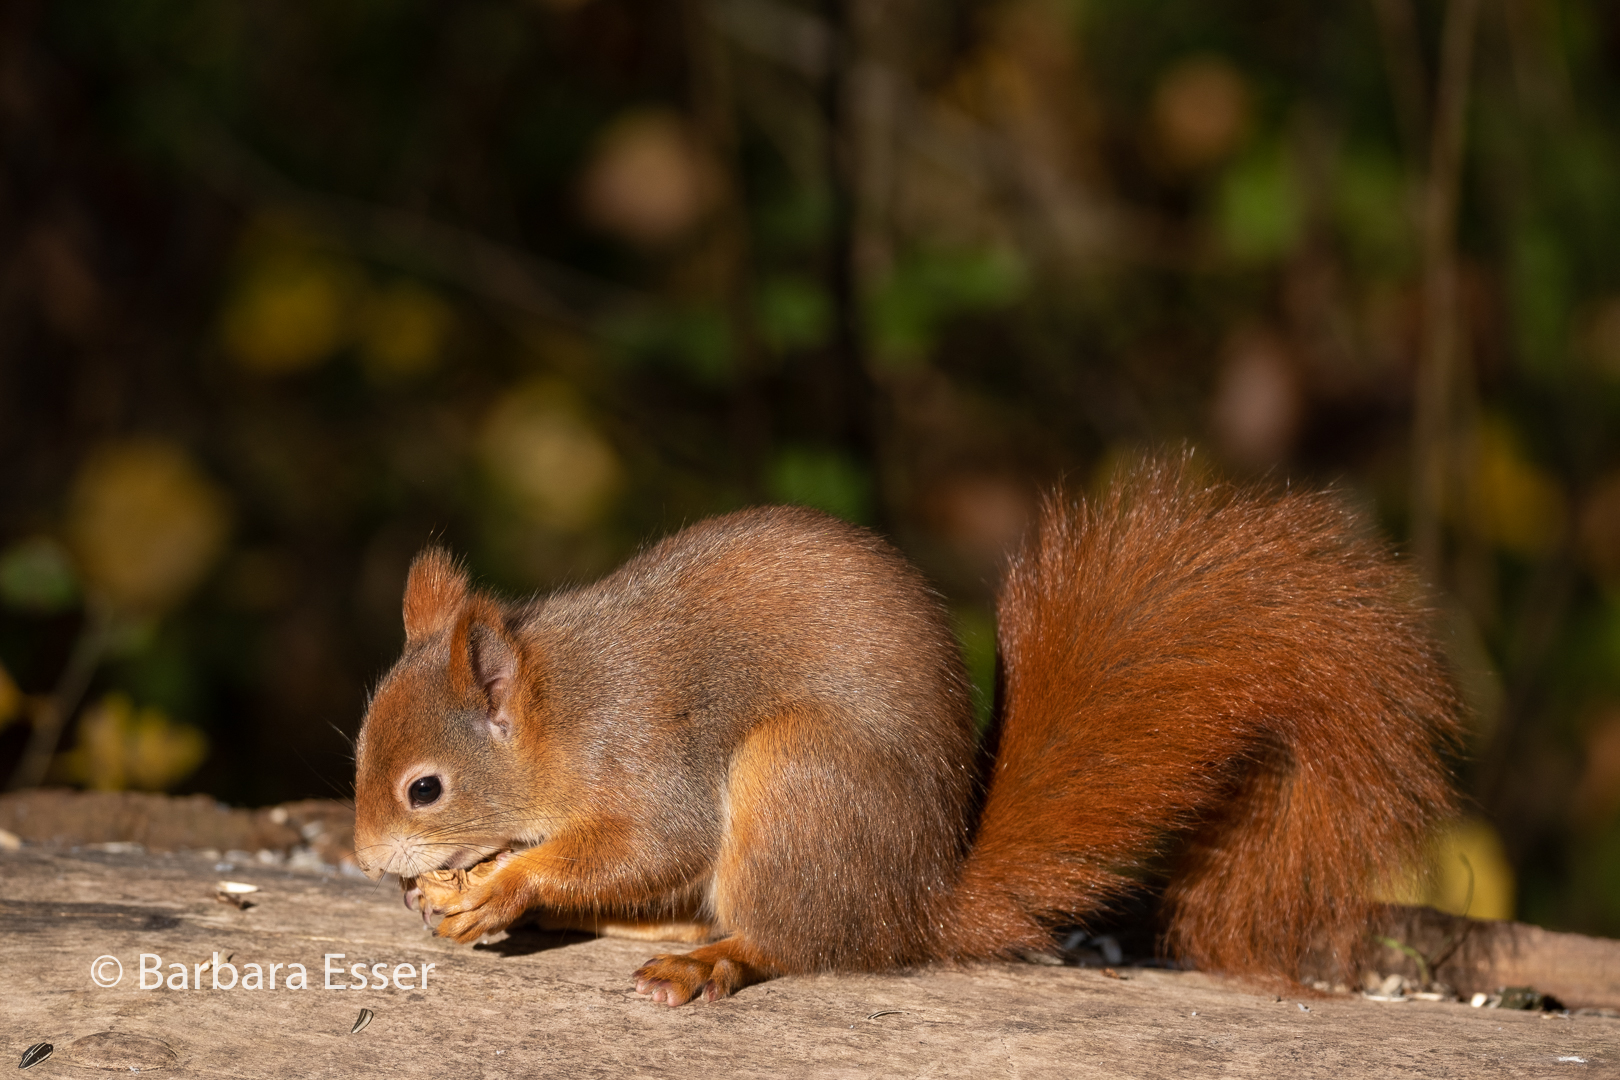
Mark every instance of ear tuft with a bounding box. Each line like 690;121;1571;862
403;548;470;642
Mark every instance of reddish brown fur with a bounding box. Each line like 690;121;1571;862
942;461;1461;978
403;549;468;643
352;459;1462;1003
355;507;978;993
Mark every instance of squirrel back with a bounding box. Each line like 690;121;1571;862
352;458;1461;1001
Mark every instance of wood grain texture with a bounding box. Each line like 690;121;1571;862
1371;904;1620;1010
3;845;1617;1078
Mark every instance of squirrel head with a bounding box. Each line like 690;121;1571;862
352;548;539;877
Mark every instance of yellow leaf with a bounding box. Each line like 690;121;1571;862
55;692;133;790
1428;818;1516;920
126;707;207;791
1471;417;1566;557
480;382;622;530
220;254;358;374
67;440;230;615
55;692;207;792
358;281;453;381
1377;817;1515;921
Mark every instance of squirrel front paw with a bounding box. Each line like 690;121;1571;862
430;852;536;943
403;863;494;927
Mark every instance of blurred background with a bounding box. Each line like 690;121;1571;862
0;0;1617;936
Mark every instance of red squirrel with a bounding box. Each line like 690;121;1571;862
352;458;1461;1005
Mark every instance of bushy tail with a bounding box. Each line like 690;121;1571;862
939;459;1462;980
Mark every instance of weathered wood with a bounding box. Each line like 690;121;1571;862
0;790;355;870
2;845;1617;1078
8;789;1620;1007
1372;905;1620;1009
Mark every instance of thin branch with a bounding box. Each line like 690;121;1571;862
1409;0;1481;582
818;0;881;488
1370;0;1430;167
687;0;771;496
6;605;112;791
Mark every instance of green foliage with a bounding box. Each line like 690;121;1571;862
1214;142;1303;263
755;276;831;354
108;625;205;729
867;247;1027;369
765;448;872;525
1509;224;1574;381
754;190;832;256
0;538;80;614
603;305;734;386
952;606;998;732
1332;147;1412;273
1569;820;1620;936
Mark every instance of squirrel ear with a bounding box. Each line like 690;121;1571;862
449;598;521;741
403;547;469;642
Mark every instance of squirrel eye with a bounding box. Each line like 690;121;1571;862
407;776;442;808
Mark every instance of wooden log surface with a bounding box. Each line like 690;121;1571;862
1371;904;1620;1013
2;791;1619;1075
3;837;1619;1076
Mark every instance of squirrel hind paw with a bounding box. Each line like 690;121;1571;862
632;946;771;1006
633;955;719;1006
